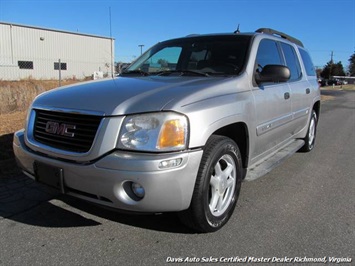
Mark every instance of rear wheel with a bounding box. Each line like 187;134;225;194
300;110;318;152
179;135;242;232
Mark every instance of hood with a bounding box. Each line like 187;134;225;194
32;76;240;116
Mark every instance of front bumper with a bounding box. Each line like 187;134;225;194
13;130;203;212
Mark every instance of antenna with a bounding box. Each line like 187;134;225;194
138;44;145;55
109;7;114;78
234;24;240;34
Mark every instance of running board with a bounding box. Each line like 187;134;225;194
244;139;305;181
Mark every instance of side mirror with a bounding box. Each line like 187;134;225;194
256;65;290;84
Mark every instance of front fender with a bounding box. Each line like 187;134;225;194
182;90;254;148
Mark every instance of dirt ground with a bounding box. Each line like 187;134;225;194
0;112;26;136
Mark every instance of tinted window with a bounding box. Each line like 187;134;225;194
281;43;301;81
256;39;282;72
127;35;251;76
299;49;316;76
189;49;210;62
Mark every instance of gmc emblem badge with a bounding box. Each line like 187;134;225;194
45;121;76;137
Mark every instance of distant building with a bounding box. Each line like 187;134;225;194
332;76;355;85
0;22;114;80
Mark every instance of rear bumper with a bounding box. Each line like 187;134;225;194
13;130;203;212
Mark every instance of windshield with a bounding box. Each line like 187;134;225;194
125;35;251;76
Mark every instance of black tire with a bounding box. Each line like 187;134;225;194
300;110;318;152
178;135;243;233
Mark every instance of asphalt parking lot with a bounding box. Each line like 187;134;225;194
0;89;354;265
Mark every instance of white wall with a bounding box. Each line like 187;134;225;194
0;23;114;80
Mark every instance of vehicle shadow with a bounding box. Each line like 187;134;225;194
1;176;193;233
60;195;194;234
0;133;193;233
0;133;21;179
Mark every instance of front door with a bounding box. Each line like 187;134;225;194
252;39;293;160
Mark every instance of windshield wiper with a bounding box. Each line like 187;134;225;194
121;70;149;76
156;70;209;77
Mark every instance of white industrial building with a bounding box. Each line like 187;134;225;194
0;22;114;80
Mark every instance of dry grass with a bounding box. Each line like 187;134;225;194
0;79;83;178
320;84;355;101
1;81;353;136
0;80;353;178
0;79;84;141
0;111;27;135
322;84;355;91
0;79;80;115
1;79;87;136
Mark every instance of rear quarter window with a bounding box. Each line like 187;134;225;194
299;49;316;76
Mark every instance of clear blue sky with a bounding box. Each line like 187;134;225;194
1;0;354;69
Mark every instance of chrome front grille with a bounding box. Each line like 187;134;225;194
33;109;102;153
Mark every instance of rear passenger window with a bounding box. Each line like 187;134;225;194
281;43;301;81
256;39;282;72
299;49;316;76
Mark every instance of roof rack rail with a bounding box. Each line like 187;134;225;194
255;28;304;47
186;34;200;37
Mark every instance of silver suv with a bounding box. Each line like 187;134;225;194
13;28;320;232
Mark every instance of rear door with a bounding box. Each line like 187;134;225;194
279;42;310;135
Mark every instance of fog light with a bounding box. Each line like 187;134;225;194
131;182;145;199
159;158;182;169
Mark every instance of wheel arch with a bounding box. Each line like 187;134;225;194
313;100;320;121
212;122;249;169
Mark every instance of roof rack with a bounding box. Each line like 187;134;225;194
255;28;304;47
185;34;200;37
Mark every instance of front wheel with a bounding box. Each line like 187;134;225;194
178;135;243;233
300;110;318;152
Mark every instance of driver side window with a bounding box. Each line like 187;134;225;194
256;39;282;72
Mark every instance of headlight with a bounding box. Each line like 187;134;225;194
117;112;188;152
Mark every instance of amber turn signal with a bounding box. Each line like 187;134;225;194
157;119;186;149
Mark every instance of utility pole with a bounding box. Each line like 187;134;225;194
138;44;144;55
329;51;334;80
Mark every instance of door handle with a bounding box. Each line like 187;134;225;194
284;92;290;100
306;88;310;94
